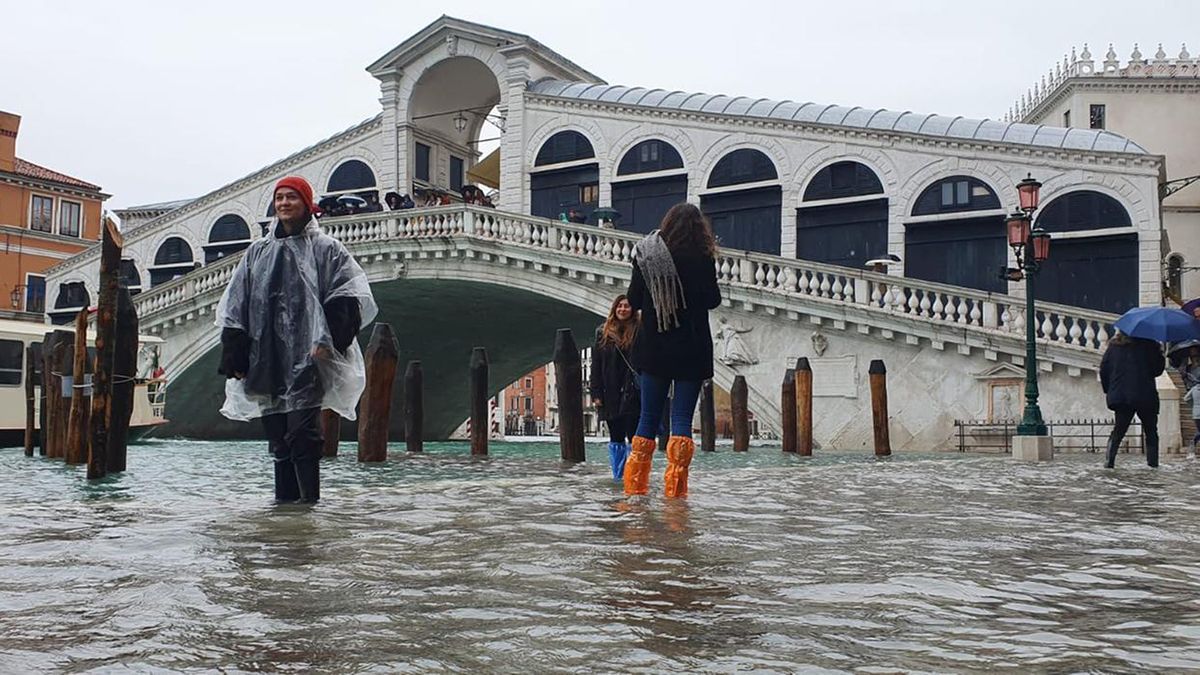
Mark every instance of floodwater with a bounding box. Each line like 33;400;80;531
2;441;1199;673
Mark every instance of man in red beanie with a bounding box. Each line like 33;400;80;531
215;176;378;504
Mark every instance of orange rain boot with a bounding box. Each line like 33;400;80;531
663;436;696;498
623;436;656;496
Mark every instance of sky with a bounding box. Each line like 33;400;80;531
4;0;1197;210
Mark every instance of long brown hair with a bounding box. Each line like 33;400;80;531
600;294;638;351
659;202;717;258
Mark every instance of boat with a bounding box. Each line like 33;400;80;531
0;312;168;448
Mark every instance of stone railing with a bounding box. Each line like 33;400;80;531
133;205;1119;358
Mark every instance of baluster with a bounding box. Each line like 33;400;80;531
832;276;844;301
932;293;945;320
1083;322;1096;349
819;274;832;298
954;297;968;324
1069;318;1083;345
906;288;919;314
1096;323;1110;344
969;300;982;326
720;258;732;281
1039;312;1054;340
870;280;882;306
919;291;932;317
754;264;766;286
1054;314;1069;342
841;276;854;302
781;267;797;292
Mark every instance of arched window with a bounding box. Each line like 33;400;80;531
120;259;142;295
1035;190;1132;232
205;214;252;264
911;176;1001;215
1168;254;1185;301
612;139;687;234
707;149;777;189
54;282;89;310
150;237;197;287
617;140;684;175
802;161;883;201
327;160;376;193
534;131;595;167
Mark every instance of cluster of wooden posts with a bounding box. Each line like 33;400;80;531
25;219;139;479
773;357;892;456
330;320;892;459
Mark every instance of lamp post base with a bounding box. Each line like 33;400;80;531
1012;434;1054;462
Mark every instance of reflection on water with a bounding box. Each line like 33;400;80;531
2;441;1199;671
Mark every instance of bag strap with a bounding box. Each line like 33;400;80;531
615;345;639;382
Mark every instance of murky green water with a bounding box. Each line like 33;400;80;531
2;441;1199;672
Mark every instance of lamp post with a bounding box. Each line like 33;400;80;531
1004;174;1051;437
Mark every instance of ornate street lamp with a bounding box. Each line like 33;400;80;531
453;112;469;134
10;285;22;309
1005;176;1051;437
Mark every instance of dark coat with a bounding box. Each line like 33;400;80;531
627;249;722;381
589;326;639;421
1100;337;1165;412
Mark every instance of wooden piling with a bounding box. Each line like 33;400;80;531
700;379;716;452
47;332;72;459
554;329;585;463
87;217;123;480
732;375;749;452
357;323;398;463
65;309;90;465
321;410;340;457
780;368;797;453
107;288;137;473
38;334;51;456
24;344;36;457
869;359;891;456
404;360;423;453
795;357;813;456
469;347;489;456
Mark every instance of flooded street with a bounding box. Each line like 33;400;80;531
2;442;1199;672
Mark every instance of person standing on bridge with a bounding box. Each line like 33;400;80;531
624;203;721;498
1100;331;1164;468
590;294;640;482
215;176;378;503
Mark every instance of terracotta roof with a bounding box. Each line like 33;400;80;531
12;157;102;192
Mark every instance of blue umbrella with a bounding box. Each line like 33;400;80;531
1113;307;1200;343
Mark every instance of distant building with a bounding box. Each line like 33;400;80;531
503;365;548;435
0;110;108;319
1012;43;1200;300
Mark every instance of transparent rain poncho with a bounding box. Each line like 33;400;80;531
215;219;378;421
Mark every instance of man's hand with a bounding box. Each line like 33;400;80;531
312;344;334;360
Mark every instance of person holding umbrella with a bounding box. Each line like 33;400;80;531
1102;306;1200;467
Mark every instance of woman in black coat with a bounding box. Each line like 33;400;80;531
624;203;722;498
589;294;639;481
1099;332;1165;468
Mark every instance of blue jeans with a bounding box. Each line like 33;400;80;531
635;373;703;439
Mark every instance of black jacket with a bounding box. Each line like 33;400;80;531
589;327;639;421
1100;337;1165;411
627;249;722;381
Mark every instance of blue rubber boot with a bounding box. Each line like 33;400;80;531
608;441;630;481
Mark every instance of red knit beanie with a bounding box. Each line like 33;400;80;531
274;176;320;217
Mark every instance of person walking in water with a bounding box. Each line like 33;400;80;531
1099;331;1165;468
624;203;721;498
216;176;378;503
590;294;640;481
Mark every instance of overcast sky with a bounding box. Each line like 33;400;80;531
4;0;1196;210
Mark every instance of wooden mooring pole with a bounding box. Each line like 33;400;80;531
107;288;137;473
869;359;892;456
46;331;72;459
321;410;340;458
780;368;797;453
732;375;749;452
24;344;36;457
65;308;90;465
357;323;398;462
795;357;814;456
87;217;123;480
700;379;716;452
469;347;489;456
38;335;50;456
404;360;423;453
554;329;585;463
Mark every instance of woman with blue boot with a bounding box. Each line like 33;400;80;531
589;295;640;481
624;203;722;498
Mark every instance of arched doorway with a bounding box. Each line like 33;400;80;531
150;237;197;287
700;148;781;254
796;161;886;268
120;259;142;295
1034;190;1137;313
529;130;599;222
611;139;687;234
407;56;502;200
904;175;1005;292
49;281;89;325
204;214;252;264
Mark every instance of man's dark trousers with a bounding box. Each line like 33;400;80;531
262;407;323;503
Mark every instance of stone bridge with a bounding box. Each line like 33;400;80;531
137;205;1118;450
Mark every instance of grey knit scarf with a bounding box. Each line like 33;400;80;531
634;231;685;332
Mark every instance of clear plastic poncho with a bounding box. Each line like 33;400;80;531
215;219;378;421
